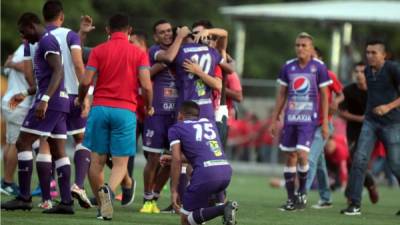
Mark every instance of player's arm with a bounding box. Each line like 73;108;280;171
339;110;364;123
225;73;243;102
68;31;85;82
8;59;37;109
225;88;243;102
150;62;167;77
319;86;329;139
155;26;191;63
78;15;95;46
182;59;222;92
138;67;154;116
4;55;25;73
194;28;228;60
170;141;183;211
269;85;287;137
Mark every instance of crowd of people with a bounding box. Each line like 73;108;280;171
1;0;400;224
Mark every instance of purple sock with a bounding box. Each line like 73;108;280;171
215;191;226;204
17;151;33;200
51;161;56;180
73;149;90;188
56;158;72;204
191;205;225;224
298;165;309;194
284;170;296;201
36;154;52;201
178;172;188;199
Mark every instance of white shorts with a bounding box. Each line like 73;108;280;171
2;105;29;144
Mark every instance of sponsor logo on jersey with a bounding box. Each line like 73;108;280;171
292;76;310;95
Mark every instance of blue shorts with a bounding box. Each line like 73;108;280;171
83;106;136;156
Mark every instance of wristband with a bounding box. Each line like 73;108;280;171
41;95;50;102
21;90;29;96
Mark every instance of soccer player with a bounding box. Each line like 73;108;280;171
339;62;379;205
168;101;238;225
1;12;74;214
306;47;344;209
139;20;189;213
76;13;153;220
41;0;91;208
269;32;331;211
1;44;34;196
341;40;400;216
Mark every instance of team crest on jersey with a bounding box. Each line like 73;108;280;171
310;65;317;73
291;66;296;71
292;76;310;95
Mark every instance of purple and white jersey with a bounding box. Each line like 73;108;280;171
277;58;331;125
174;43;223;120
33;32;69;113
149;45;177;115
168;118;230;171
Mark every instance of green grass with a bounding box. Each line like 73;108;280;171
1;168;399;225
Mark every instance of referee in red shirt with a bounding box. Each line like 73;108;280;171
76;13;153;220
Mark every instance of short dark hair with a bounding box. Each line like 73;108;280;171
108;13;129;32
354;61;365;68
132;30;147;41
192;20;213;29
42;0;63;22
366;39;386;52
152;19;170;33
179;101;200;118
314;46;323;59
18;12;41;27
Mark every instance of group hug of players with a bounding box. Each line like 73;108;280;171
2;0;400;224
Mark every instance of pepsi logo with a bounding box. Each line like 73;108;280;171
292;76;310;95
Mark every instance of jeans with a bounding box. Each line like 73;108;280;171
346;119;400;206
306;123;334;203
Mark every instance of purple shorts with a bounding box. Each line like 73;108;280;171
66;95;87;135
20;108;67;139
279;124;317;152
142;114;175;153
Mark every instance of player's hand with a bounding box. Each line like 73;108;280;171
268;121;277;138
322;123;329;140
79;15;95;33
183;59;202;75
193;29;210;44
160;155;172;167
171;191;181;213
80;96;90;118
373;104;391;116
328;101;338;115
145;106;155;117
4;54;14;68
177;26;191;39
9;93;26;110
35;101;48;120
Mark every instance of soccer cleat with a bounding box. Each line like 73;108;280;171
38;200;53;209
42;201;74;214
366;184;379;204
160;204;176;214
223;201;239;225
1;196;32;211
139;200;153;213
121;179;136;207
311;200;332;209
71;183;92;209
279;199;296;211
96;208;104;220
98;184;114;220
340;205;361;216
0;180;19;196
31;185;42;196
295;193;307;210
152;200;160;213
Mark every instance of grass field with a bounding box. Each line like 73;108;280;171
1;167;399;225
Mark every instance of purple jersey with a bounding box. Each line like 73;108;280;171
174;43;223;120
168;118;230;171
33;32;69;113
278;58;331;125
149;45;178;115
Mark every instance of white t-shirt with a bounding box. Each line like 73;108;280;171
2;44;32;109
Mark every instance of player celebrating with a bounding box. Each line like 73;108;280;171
269;32;331;211
168;101;238;225
1;12;74;214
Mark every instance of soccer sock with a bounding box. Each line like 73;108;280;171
73;145;91;189
17;151;33;200
144;192;154;202
190;205;225;224
153;191;160;201
55;157;72;204
36;153;52;201
215;191;226;204
297;164;309;194
178;166;188;199
283;166;297;201
127;156;135;178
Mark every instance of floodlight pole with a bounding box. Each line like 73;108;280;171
330;25;341;76
234;21;246;77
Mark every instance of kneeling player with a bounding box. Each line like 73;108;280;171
168;101;238;225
